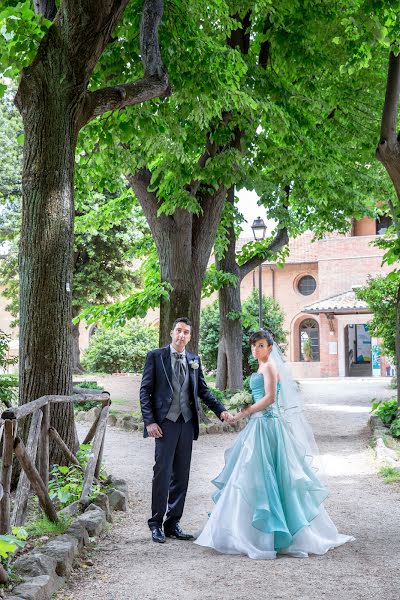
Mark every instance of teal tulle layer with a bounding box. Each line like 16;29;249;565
211;378;328;550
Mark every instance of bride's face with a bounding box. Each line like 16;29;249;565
251;339;272;362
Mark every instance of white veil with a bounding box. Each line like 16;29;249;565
271;343;326;481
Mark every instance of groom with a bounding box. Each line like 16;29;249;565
140;317;230;543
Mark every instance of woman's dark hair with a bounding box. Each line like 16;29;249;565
249;329;274;347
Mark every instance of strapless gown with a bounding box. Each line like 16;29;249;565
194;373;354;559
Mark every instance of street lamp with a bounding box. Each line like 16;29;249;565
251;217;267;329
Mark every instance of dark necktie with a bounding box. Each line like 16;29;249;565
173;352;185;386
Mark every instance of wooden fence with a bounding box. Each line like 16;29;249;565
0;391;110;534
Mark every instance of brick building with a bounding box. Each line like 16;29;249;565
240;216;393;378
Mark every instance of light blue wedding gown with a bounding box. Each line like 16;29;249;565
195;373;354;559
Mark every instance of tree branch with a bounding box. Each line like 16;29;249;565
379;51;400;150
127;169;173;245
79;0;170;127
33;0;57;20
140;0;166;78
187;112;232;196
80;76;170;126
239;227;289;280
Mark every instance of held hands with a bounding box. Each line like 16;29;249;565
228;407;250;423
220;411;233;422
146;423;163;438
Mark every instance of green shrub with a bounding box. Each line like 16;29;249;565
81;320;158;374
73;381;104;411
75;380;103;390
48;444;107;508
389;419;400;438
200;290;287;376
0;374;18;406
371;398;398;425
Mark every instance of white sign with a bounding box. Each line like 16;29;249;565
329;342;337;355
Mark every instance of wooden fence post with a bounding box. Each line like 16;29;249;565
14;437;58;523
0;419;16;534
49;427;80;466
38;403;50;489
80;404;109;505
12;410;43;527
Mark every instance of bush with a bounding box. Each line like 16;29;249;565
0;373;18;406
200;289;287;377
48;444;107;508
371;398;398;425
389;419;400;438
81;320;158;374
74;380;103;390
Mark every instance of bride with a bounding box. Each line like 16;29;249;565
195;330;354;559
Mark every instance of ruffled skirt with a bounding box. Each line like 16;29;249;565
194;412;354;559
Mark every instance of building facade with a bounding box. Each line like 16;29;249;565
240;216;393;378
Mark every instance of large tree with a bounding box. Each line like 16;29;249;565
0;0;169;457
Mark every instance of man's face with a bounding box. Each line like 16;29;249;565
170;322;191;352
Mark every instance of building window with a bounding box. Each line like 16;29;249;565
376;216;392;235
299;319;320;361
297;275;317;296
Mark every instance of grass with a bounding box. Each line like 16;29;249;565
378;467;400;484
205;373;216;383
110;398;129;406
25;515;72;539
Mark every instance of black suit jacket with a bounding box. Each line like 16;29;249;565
140;346;226;440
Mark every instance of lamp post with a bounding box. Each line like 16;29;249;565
251;216;267;329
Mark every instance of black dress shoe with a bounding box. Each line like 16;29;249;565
151;526;166;543
164;523;194;540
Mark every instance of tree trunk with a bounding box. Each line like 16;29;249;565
396;284;400;407
215;189;243;392
17;90;79;461
157;218;204;352
128;172;227;354
15;0;170;466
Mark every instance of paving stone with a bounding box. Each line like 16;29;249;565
38;534;79;576
77;505;106;536
92;492;113;522
13;553;57;579
107;489;127;512
12;574;63;600
66;521;90;549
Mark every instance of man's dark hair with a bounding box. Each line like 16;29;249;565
249;329;274;347
171;317;192;331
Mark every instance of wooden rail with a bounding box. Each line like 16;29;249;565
0;391;111;534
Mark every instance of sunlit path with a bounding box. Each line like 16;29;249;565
56;378;400;600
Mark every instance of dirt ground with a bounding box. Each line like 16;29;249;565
56;378;400;600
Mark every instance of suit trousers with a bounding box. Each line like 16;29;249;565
148;416;194;530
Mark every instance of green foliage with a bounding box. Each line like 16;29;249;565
371;398;398;426
48;444;107;508
81;320;158;374
0;373;18;406
25;516;71;539
378;466;400;484
210;387;226;405
302;338;313;361
74;380;103;390
389;419;400;439
200;290;287;376
356;274;399;360
0;527;27;565
73;381;104;411
0;330;17;370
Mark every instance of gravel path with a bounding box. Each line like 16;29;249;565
56;379;400;600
